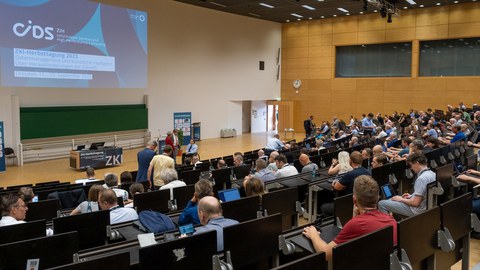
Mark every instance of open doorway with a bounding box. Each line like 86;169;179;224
242;101;251;134
267;103;278;132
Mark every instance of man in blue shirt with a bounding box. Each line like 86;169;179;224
440;125;466;144
194;196;239;252
266;134;284;151
362;113;376;134
136;140;157;189
178;179;213;226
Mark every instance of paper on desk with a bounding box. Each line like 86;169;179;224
138;233;157;248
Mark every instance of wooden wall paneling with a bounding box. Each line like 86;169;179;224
385;28;416;42
332;17;358;34
358;30;386;44
358;14;386;32
415;6;450;26
449;22;480;38
333;32;359;45
448;2;480;24
416;25;449;40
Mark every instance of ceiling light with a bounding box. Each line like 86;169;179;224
259;3;274;8
321;16;325;18
309;17;313;20
333;14;337;17
291;13;303;18
405;0;417;4
302;5;316;10
436;2;441;5
403;6;408;9
297;18;301;21
317;0;325;2
346;13;350;16
419;4;424;7
210;1;226;7
454;0;459;3
373;10;378;12
337;7;350;13
360;11;364;14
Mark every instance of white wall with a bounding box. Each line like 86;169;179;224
0;0;281;147
251;100;267;133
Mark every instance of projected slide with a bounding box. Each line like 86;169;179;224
0;0;147;88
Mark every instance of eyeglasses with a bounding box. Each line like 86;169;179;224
14;204;27;209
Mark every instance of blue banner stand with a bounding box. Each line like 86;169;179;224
173;112;192;146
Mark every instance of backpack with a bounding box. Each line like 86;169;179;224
139;210;176;234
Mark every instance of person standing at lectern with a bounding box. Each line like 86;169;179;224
136;140;157;190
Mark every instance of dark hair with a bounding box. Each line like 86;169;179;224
274;154;288;164
406;152;428;165
104;173;119;188
245;178;266;197
373;154;388;166
164;145;173;154
129;183;144;197
195;179;213;200
120;171;133;183
18;187;34;203
86;167;95;177
87;185;105;202
425;137;439;149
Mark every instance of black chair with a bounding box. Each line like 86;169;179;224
26;199;60;222
47;252;130;270
0;219;46;245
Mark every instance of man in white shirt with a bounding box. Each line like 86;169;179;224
159;168;186;200
266;134;285;151
274;154;298;179
0;194;27;227
98;189;138;225
75;167;97;185
103;173;129;202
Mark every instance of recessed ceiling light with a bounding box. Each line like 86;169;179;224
309;17;313;20
436;2;441;5
333;14;337;17
346;13;350;15
297;18;301;21
321;15;325;18
403;6;408;9
419;4;424;7
317;0;325;2
302;5;316;10
373;10;378;12
286;19;290;22
405;0;417;4
259;3;274;8
360;11;364;14
291;13;303;18
337;7;349;13
454;0;459;3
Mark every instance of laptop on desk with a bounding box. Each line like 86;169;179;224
218;188;241;202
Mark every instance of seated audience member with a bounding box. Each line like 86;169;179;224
303;175;397;261
178;179;213;226
423;124;438;139
0;194;28;226
247;158;275;183
362;113;376;134
216;159;227;169
18;187;35;203
159;168;186;200
372;145;384;156
120;171;133;184
375;127;387;140
183;139;198;164
98;189;138;224
233;154;245;167
456;169;480;228
71;184;104;215
103;173;129;201
75;167;97;185
384;132;398;148
300;154;319;174
423;137;439;152
124;183;145;208
257;149;268;160
274;154;298;179
378;153;435;217
191;154;202;167
440;124;466;144
328;151;352;176
371;154;388;169
361;148;373;160
267;151;279;172
322;151;371;216
348;136;359;148
243;177;266;197
266;134;285;151
194;196;239;252
390;138;411;157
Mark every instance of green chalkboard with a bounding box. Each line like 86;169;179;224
20;105;148;140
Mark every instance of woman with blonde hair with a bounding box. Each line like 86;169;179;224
70;184;104;215
243;177;266;197
328;151;353;176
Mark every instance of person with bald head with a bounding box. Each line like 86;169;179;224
194;196;239;251
299;154;319;174
266;151;279;172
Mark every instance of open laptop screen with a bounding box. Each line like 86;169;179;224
218;188;241;202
